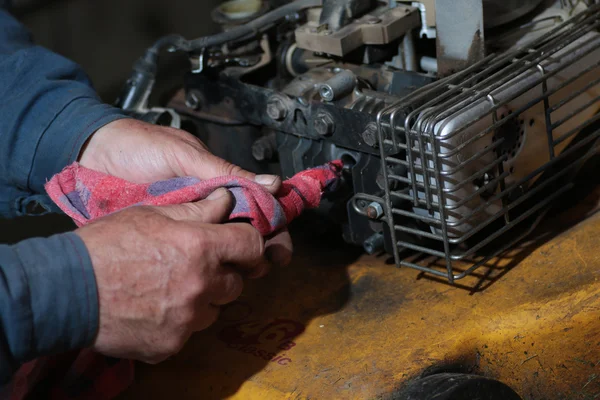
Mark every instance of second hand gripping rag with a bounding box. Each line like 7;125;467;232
10;160;343;400
45;160;343;235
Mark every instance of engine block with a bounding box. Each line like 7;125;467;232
119;0;600;282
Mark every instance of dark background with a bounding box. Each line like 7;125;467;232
0;0;221;243
12;0;220;101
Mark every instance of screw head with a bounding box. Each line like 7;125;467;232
266;98;287;121
366;202;384;219
362;123;378;147
251;140;273;161
185;91;201;110
314;112;335;136
319;85;335;102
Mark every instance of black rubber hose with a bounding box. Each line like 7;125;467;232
149;0;322;53
117;0;322;110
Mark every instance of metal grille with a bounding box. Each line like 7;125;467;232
354;6;600;282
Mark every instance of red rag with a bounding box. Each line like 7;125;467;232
8;160;343;400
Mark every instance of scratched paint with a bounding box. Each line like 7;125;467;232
121;186;600;400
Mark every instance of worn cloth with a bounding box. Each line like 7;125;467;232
0;3;129;389
5;160;342;399
46;161;343;236
0;2;340;397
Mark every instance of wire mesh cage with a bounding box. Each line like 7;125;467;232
357;6;600;283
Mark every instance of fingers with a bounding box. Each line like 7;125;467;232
243;229;293;279
254;174;282;195
183;148;282;194
266;229;294;267
206;265;244;306
206;223;265;270
191;304;221;332
154;188;233;223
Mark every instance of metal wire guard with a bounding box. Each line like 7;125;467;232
361;6;600;282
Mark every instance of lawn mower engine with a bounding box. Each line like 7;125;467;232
118;0;600;282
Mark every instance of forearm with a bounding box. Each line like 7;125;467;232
0;8;129;218
0;232;99;383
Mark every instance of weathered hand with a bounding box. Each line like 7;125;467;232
79;118;281;191
77;189;269;363
79;118;292;267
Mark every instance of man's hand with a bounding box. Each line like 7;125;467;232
78;118;281;191
78;118;292;266
76;189;267;364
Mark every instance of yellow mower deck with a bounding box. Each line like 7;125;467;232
122;183;600;399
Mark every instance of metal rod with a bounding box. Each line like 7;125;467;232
551;93;600;131
538;64;556;159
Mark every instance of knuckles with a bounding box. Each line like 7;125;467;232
185;275;210;300
221;161;245;177
218;272;244;305
183;227;213;261
163;334;188;356
236;224;265;259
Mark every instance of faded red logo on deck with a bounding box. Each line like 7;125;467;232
217;317;305;366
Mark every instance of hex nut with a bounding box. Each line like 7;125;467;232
266;98;288;121
251;139;273;161
362;123;379;147
185;90;201;110
366;202;384;219
314;112;335;136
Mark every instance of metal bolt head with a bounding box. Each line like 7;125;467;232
266;98;287;121
185;91;201;110
251;140;273;162
314;112;335;136
366;16;381;24
319;85;335;102
362;123;378;147
366;202;384;220
251;135;276;162
363;232;384;255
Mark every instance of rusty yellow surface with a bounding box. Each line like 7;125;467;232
121;186;600;400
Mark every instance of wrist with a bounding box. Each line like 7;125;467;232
78;116;133;171
28;99;128;194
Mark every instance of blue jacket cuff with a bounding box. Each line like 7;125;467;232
29;97;128;194
0;232;99;367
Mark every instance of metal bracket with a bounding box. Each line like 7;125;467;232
295;5;420;57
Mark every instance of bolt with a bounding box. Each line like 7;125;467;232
366;202;384;220
251;137;275;162
314;112;335;136
319;85;335;102
185;90;201;110
363;232;384;255
362;123;378;147
366;16;381;24
266;98;287;121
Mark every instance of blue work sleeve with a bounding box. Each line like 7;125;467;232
0;232;99;383
0;6;127;384
0;8;129;217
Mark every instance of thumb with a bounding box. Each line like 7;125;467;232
154;188;234;223
185;150;282;195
